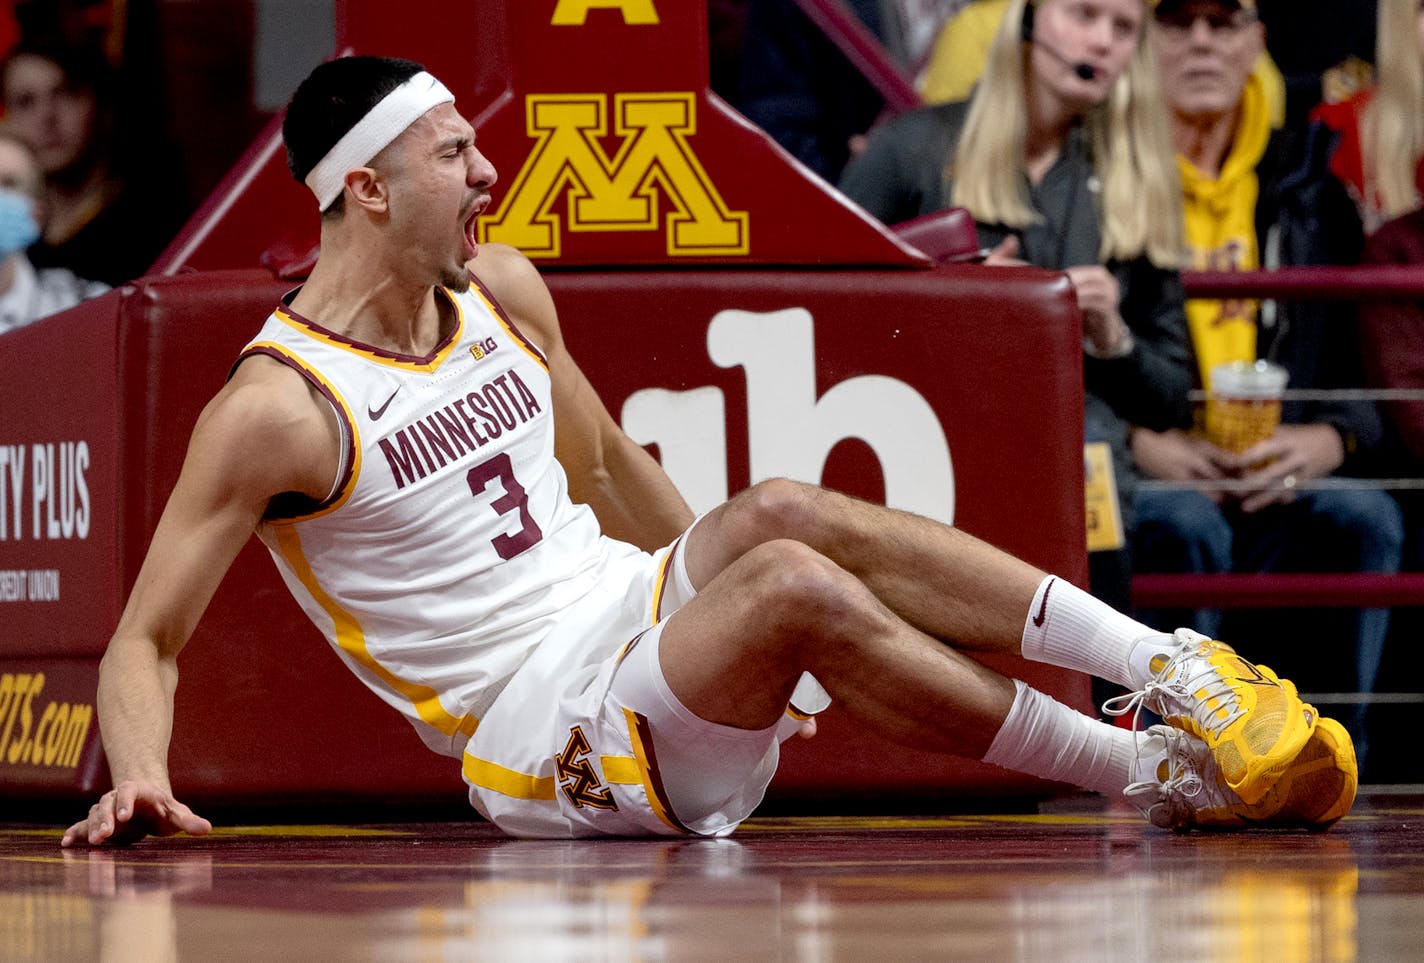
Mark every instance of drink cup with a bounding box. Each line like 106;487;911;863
1205;360;1288;453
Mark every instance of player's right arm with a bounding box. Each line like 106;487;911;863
61;356;339;847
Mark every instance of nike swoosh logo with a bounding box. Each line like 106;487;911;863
1032;577;1055;628
1230;658;1281;688
368;387;400;421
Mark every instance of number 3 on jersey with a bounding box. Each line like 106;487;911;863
467;452;544;560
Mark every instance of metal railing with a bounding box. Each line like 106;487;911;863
1131;265;1424;611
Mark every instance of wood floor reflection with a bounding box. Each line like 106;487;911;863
4;794;1422;961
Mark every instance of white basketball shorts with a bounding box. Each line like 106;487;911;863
460;532;828;838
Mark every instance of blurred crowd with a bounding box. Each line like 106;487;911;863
718;0;1418;777
0;0;186;335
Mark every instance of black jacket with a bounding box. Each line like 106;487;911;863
1253;123;1379;471
840;101;1195;525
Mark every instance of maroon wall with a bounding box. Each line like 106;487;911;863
0;265;1089;808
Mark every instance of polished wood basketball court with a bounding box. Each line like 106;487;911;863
4;792;1422;961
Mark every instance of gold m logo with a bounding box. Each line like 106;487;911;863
550;0;659;24
480;93;749;258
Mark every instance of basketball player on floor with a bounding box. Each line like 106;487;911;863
63;56;1354;846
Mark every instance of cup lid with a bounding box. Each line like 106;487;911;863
1210;359;1288;397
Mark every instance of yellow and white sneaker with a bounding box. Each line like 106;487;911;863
1106;629;1315;805
1188;713;1357;831
1124;713;1356;832
1125;725;1242;830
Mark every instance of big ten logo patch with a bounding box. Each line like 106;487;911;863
480;93;748;259
470;337;498;362
555;725;618;810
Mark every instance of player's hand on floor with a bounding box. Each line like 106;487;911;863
60;780;212;847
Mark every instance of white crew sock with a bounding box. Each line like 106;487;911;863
982;680;1140;796
1020;575;1179;689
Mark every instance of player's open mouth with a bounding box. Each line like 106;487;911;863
463;198;485;258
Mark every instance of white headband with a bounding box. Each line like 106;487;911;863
304;70;455;210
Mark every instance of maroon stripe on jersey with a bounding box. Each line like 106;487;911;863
469;270;548;367
629;709;693;835
615;628;652;667
239;345;358;521
652;537;682;624
276;289;462;366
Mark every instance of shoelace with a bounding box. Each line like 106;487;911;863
1102;638;1246;740
1164;652;1246;738
1103;678;1168;732
1122;730;1209;827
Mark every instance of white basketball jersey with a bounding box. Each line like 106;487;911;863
237;277;635;757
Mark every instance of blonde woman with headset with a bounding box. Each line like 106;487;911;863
840;0;1193;612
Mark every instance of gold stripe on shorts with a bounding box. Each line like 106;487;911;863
600;756;641;785
463;755;556;800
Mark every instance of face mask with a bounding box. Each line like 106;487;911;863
0;188;40;257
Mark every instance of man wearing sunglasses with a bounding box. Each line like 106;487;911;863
1131;0;1402;774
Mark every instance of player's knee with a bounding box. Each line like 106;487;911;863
736;539;874;640
740;477;815;528
733;477;843;544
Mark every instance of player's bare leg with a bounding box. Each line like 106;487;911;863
677;479;1325;810
655;536;1145;822
660;538;1018;757
683;479;1046;657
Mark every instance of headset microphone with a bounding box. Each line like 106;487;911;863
1041;44;1099;81
1020;3;1099;81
